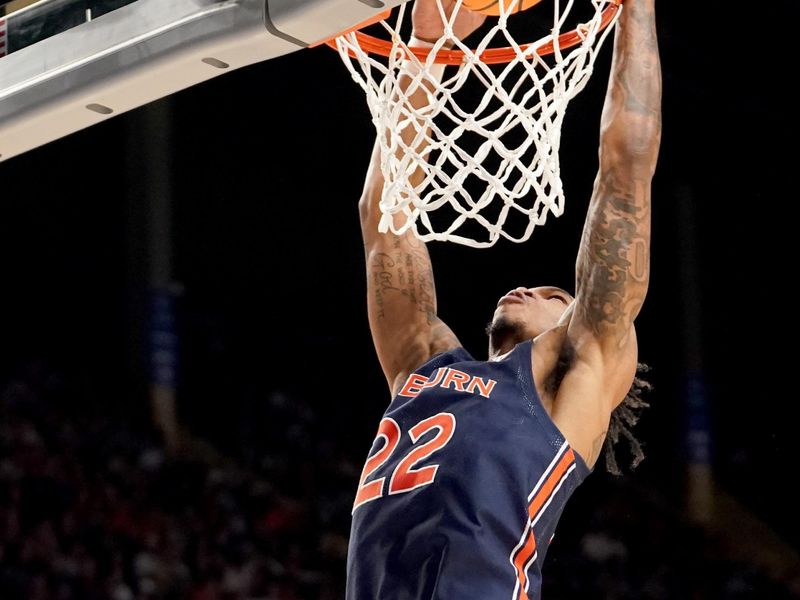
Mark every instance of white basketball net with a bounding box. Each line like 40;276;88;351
335;0;621;248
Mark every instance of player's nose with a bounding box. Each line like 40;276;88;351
502;287;533;301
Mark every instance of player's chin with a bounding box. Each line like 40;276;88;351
486;314;522;340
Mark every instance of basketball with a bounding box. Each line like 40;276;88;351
461;0;543;16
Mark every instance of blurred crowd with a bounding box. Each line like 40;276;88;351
0;361;796;600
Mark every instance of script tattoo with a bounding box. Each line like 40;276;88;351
370;252;398;319
369;235;437;325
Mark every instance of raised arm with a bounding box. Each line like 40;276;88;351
568;0;662;401
358;1;484;395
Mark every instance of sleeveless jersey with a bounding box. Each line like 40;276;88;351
346;340;592;600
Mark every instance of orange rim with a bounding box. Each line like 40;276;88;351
324;0;622;65
310;9;393;48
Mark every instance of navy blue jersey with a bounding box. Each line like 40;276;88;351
346;340;591;600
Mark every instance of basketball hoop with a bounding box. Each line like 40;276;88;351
328;0;623;248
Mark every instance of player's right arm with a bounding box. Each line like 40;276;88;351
359;0;485;396
359;143;459;396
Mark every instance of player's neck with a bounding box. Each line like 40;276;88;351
489;338;525;360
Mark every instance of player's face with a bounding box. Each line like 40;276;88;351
487;286;574;353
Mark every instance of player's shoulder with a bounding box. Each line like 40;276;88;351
535;317;638;418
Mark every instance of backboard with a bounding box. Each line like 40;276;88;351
0;0;406;162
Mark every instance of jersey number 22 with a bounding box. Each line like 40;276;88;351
352;412;456;513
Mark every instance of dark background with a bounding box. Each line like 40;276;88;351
1;0;798;597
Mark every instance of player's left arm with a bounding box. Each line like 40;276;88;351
566;0;662;412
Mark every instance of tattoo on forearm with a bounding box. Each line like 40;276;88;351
370;252;398;319
369;235;437;324
616;1;662;118
577;0;659;342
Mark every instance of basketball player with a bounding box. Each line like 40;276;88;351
347;0;661;596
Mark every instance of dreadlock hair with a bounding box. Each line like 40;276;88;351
602;363;652;476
